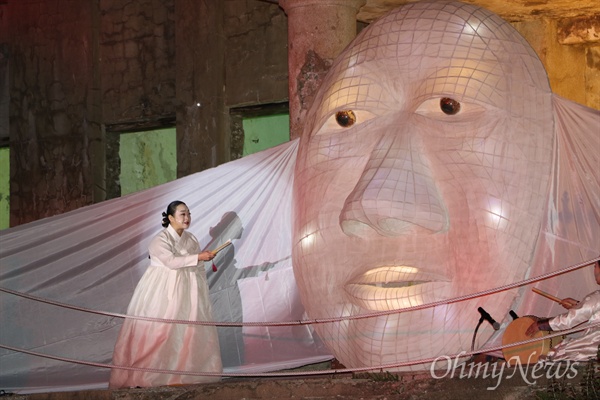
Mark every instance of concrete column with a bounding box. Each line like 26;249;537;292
175;0;225;176
279;0;365;139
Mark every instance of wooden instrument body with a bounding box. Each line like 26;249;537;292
501;316;563;366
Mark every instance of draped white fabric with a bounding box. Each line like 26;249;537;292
485;94;600;354
515;95;600;320
0;140;332;394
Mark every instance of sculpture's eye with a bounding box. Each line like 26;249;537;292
335;110;356;127
415;97;485;122
315;109;377;136
440;97;461;115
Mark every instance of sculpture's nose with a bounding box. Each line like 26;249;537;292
340;126;448;237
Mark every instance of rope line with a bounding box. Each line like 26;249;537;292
1;321;597;378
0;256;597;327
1;257;598;379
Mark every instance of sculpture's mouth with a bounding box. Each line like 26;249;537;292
345;266;450;311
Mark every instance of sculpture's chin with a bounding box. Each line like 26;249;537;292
313;311;469;370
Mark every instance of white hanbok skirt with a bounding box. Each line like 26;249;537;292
109;264;222;388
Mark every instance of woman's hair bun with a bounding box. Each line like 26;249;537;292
161;211;169;228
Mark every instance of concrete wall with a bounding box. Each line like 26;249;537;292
100;0;177;200
0;147;8;229
2;0;288;226
514;18;600;110
2;0;596;227
224;1;289;107
3;0;101;225
100;0;176;125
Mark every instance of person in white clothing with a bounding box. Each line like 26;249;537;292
109;200;222;388
526;260;600;362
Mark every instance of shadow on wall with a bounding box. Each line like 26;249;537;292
206;211;277;367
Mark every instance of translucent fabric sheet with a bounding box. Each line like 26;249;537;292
0;140;331;394
510;95;600;321
484;94;600;355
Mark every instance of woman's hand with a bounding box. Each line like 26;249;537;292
198;251;216;261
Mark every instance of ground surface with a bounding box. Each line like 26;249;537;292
5;360;599;400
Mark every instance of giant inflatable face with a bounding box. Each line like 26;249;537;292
292;1;555;368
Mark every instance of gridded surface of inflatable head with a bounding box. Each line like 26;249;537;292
292;0;555;369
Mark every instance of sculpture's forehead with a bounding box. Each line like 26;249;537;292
354;13;497;61
307;2;551;127
337;2;525;79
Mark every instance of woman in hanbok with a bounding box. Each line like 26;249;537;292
109;200;222;388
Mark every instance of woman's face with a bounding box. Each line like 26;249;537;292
292;2;554;368
169;204;192;232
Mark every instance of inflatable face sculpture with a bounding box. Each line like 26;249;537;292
292;1;555;368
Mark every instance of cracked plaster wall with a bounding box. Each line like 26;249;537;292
4;0;99;225
2;0;596;227
3;0;288;226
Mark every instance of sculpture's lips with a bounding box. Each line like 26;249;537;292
345;266;450;312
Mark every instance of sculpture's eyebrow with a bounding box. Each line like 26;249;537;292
314;65;393;123
413;58;507;109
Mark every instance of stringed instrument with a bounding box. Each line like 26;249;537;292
501;316;563;366
502;288;569;365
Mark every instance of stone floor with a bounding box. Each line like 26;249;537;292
4;359;599;400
